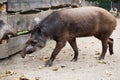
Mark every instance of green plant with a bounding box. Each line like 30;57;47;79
85;0;112;2
86;0;119;2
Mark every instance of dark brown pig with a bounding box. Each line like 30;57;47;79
21;6;116;67
0;19;16;43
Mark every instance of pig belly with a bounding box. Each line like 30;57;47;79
68;22;98;37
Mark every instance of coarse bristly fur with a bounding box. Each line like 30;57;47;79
22;6;116;67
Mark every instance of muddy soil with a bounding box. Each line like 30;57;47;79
0;19;120;80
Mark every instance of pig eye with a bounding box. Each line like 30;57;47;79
33;40;38;43
31;40;38;46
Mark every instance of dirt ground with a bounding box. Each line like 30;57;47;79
0;19;120;80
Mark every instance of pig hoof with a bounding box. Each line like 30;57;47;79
45;63;52;67
110;52;114;55
45;60;53;67
71;58;77;62
98;56;104;60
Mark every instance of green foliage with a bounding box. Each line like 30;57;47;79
85;0;113;11
112;0;119;2
85;0;96;2
85;0;119;2
85;0;112;2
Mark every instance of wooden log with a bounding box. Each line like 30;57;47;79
0;9;54;59
8;34;30;55
7;0;51;11
7;0;80;11
0;43;8;59
0;34;30;59
7;14;33;32
0;14;7;22
7;9;54;32
50;0;66;7
71;0;80;6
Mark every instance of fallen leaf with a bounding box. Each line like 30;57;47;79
78;49;81;51
5;70;15;75
71;54;73;56
72;68;75;71
1;40;7;44
42;57;49;62
98;60;107;64
19;74;30;80
13;78;19;80
105;71;112;77
61;65;66;68
0;70;16;79
0;73;7;78
35;77;40;80
51;66;59;71
63;51;66;53
38;66;43;69
82;56;85;59
95;50;100;55
84;46;87;48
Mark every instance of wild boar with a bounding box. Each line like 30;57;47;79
21;6;116;67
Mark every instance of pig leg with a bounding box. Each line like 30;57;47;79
99;40;108;60
108;38;114;55
68;38;78;62
45;41;66;67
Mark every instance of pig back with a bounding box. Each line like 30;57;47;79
58;7;116;37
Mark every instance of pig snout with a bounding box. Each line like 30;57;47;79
21;45;36;58
25;45;36;54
